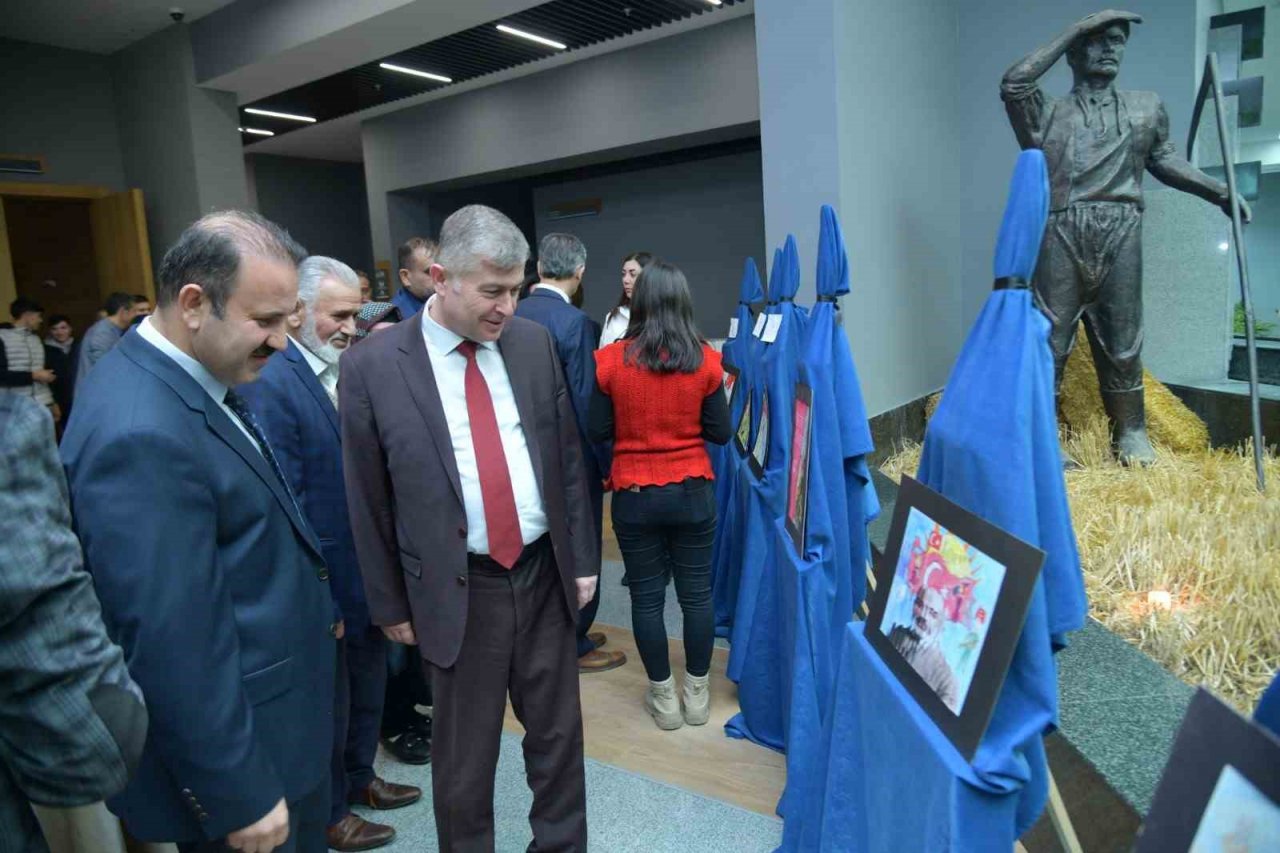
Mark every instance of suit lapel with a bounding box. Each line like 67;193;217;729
396;322;465;507
120;333;322;558
498;327;546;495
287;341;339;437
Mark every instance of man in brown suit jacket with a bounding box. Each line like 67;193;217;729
340;205;597;852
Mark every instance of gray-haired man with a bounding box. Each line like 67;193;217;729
238;257;421;852
342;205;596;851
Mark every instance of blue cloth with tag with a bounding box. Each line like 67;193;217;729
726;236;809;750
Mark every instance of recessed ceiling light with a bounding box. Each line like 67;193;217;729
244;107;316;123
379;62;452;83
706;0;724;5
238;127;275;136
496;24;567;50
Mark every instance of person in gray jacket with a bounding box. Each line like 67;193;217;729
0;393;148;853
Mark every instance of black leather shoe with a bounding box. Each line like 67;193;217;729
380;729;431;765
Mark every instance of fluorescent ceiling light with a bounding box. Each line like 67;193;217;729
706;0;724;5
238;127;275;136
244;107;316;123
496;24;566;50
379;62;452;83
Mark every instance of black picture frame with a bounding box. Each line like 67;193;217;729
1136;688;1280;852
785;381;814;555
864;476;1044;761
747;389;769;478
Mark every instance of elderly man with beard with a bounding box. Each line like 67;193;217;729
887;586;959;712
238;256;422;852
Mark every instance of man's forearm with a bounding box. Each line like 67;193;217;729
1002;26;1078;87
1148;156;1227;205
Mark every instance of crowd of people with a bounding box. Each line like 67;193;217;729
1;203;731;853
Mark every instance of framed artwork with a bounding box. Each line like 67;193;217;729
748;389;769;478
734;395;752;457
1136;688;1280;853
865;476;1044;760
785;381;814;554
722;363;740;408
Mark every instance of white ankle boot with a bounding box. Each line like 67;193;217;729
645;677;684;730
682;671;710;726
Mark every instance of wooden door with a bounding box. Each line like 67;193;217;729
90;189;154;304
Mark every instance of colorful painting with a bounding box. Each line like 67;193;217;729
1190;765;1280;853
785;384;813;553
735;397;752;454
751;390;769;474
880;506;1007;716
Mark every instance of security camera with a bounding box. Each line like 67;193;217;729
170;8;185;22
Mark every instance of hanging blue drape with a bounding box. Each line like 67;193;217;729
786;150;1087;850
726;235;809;750
712;258;765;638
773;206;879;847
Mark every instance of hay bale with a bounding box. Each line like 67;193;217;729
1059;324;1209;454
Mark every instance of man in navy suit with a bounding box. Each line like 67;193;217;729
238;257;421;852
61;211;336;853
516;233;624;673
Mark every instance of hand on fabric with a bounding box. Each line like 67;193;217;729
382;621;417;645
227;798;289;852
33;368;55;384
575;576;598;610
334;620;345;640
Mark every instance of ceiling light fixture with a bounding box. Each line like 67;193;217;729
238;127;275;136
706;0;724;5
244;107;316;123
496;24;567;50
379;62;453;83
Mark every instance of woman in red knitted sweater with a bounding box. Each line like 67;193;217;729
588;262;731;730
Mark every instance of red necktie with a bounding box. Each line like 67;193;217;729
456;341;523;569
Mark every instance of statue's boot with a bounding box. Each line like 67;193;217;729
1102;388;1156;466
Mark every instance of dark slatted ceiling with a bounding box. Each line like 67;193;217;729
240;0;743;143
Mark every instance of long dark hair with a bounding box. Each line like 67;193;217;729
622;261;704;374
606;251;652;324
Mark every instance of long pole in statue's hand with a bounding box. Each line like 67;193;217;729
1190;53;1267;492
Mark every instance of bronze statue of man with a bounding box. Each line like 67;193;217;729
1002;10;1249;464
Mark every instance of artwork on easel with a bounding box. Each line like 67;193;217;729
784;381;813;554
748;389;769;478
865;476;1044;761
1136;688;1280;853
734;395;752;458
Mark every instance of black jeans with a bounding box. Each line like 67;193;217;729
612;477;717;682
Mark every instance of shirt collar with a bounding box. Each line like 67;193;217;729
290;336;329;376
532;283;572;304
136;316;230;405
420;294;498;356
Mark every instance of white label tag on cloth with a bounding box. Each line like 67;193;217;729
761;314;783;343
728;317;739;339
753;313;768;337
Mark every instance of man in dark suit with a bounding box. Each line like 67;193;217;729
61;211;336;853
1;393;148;853
342;205;598;852
238;256;421;852
516;232;623;674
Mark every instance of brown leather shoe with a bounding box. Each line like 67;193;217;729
348;777;423;810
326;814;395;851
587;631;607;649
579;648;627;673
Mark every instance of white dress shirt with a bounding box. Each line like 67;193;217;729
598;305;630;348
532;283;572;304
421;297;548;555
292;337;338;407
136;317;261;454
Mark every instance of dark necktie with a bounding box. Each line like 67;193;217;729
456;341;523;569
224;388;298;507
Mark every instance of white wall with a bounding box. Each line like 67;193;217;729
0;39;127;189
362;16;760;264
531;150;767;337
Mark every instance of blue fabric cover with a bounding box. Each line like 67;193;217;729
726;236;808;749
